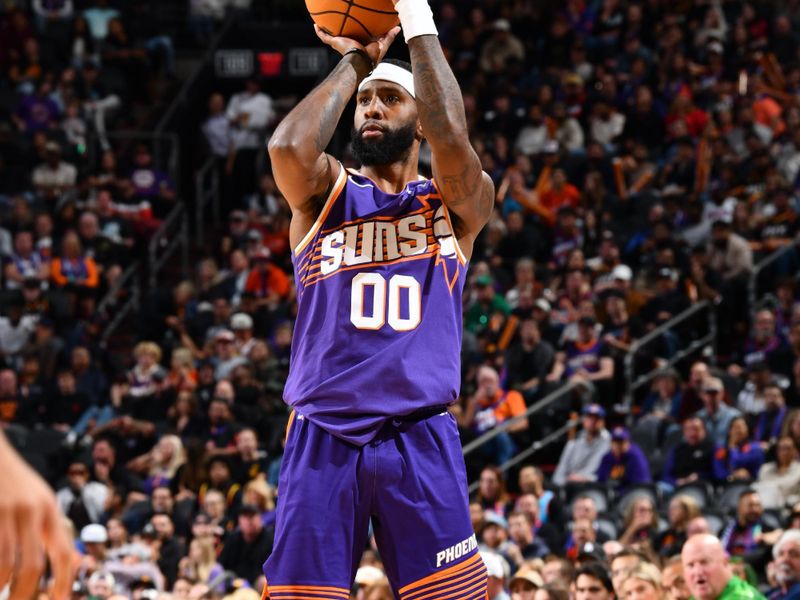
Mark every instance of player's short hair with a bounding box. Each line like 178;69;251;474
381;58;412;73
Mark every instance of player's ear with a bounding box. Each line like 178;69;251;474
416;120;425;141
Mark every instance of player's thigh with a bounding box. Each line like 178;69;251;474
264;415;370;595
374;413;487;600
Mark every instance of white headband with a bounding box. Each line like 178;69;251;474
358;62;415;98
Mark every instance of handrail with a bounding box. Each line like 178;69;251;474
195;156;220;248
623;300;716;412
462;379;591;458
148;203;189;288
748;239;800;316
154;13;237;137
467;417;579;495
97;261;139;315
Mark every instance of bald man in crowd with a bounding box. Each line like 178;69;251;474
681;534;765;600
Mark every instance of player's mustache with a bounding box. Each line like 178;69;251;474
360;121;387;134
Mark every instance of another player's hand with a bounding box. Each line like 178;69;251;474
0;435;75;600
314;25;401;68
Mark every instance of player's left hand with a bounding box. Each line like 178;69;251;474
314;25;401;67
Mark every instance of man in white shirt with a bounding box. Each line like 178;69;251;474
225;78;274;204
552;404;611;486
32;141;77;202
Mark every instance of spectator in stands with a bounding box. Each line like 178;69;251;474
656;494;701;558
640;267;690;331
124;145;175;217
574;562;615;600
596;426;651;492
610;547;647;596
243;248;290;310
755;436;800;510
32;140;77;202
720;489;780;570
517;465;559;525
565;518;598;561
56;459;108;529
505;318;555;402
150;513;186;587
660;417;715;493
466;274;511;336
552;404;610;486
661;557;691;600
618;496;659;548
738;311;789;376
697;377;742;447
51;230;99;291
225;78;274;202
507;511;550;563
514;493;560;554
482;550;511;600
4;229;48;289
737;362;776;421
755;384;789;450
682;534;765;600
460;365;528;465
713;417;764;483
218;503;272;585
768;529;800;600
620;562;665;600
202;92;231;164
509;569;545;600
549;316;614;390
475;465;513;518
0;292;38;367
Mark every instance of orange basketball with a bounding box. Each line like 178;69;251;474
306;0;399;44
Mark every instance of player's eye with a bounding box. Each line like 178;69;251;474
386;95;400;103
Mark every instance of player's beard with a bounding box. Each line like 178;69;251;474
350;122;417;166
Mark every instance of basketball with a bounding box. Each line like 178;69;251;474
306;0;400;44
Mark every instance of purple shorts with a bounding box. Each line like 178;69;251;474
262;411;487;599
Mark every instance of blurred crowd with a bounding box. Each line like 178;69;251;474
4;0;800;598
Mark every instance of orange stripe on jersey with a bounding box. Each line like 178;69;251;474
431;179;468;266
402;559;487;600
284;410;296;445
261;583;270;600
399;553;483;597
294;166;348;256
302;250;439;287
317;205;434;235
267;584;349;599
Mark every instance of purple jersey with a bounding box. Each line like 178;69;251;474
284;167;468;446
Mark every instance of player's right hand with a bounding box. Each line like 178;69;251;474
0;437;75;600
315;24;401;68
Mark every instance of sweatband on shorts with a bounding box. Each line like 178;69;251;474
358;62;415;98
395;0;437;42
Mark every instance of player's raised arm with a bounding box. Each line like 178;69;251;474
267;26;400;224
395;0;494;253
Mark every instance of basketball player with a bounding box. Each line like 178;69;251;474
262;0;494;597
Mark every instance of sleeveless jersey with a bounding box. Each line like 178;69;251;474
284;166;468;446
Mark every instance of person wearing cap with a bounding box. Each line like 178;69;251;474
31;138;78;200
211;329;248;381
218;503;274;585
480;511;513;559
243;247;290;308
466;273;512;335
682;534;766;600
509;568;544;600
767;529;800;600
595;426;651;492
480;18;524;72
696;376;742;447
230;312;256;356
552;404;611;486
482;551;512;600
354;565;388;599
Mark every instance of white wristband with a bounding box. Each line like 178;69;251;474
395;0;437;42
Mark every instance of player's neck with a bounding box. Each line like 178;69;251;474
358;151;421;194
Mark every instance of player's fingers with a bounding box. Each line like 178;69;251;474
0;508;15;591
9;503;45;600
380;25;401;46
314;24;332;44
42;500;75;600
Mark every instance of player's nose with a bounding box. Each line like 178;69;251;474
363;96;385;119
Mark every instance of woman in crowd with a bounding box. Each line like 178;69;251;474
654;494;700;557
754;436;800;509
475;465;514;517
127;434;186;494
712;416;764;482
620;562;666;600
619;496;660;547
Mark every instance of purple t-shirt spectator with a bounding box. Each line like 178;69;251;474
596;443;651;492
129;167;172;199
16;93;60;133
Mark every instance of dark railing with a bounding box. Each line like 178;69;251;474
623;300;716;413
194;156;221;248
97;261;141;347
463;379;592;491
148;203;190;288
